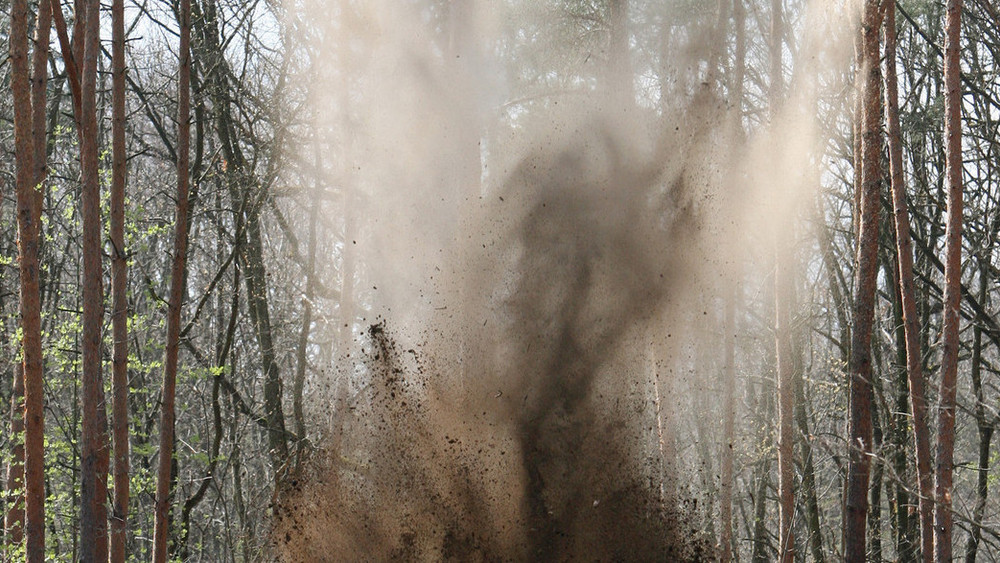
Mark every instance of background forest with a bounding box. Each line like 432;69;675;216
2;0;999;561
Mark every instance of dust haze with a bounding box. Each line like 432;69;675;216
272;1;855;560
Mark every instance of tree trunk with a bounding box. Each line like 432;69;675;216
243;213;291;472
332;184;356;452
794;360;825;563
751;378;775;563
109;0;130;555
718;285;737;563
965;268;991;563
195;0;290;470
844;2;884;561
935;0;963;560
888;253;916;563
884;5;933;559
152;0;192;555
770;1;794;560
750;454;772;562
77;0;110;554
650;341;677;510
5;363;25;552
718;4;745;560
868;382;884;561
774;264;795;563
7;0;50;556
293;159;319;443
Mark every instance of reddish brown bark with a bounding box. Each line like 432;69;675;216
152;0;193;555
49;0;80;113
9;0;49;557
109;0;131;555
31;0;52;198
935;0;963;559
5;364;25;551
76;0;110;556
883;6;933;561
844;2;884;561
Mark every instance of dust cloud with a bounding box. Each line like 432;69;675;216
272;1;854;561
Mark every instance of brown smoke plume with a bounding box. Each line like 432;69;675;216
271;0;855;560
272;100;725;561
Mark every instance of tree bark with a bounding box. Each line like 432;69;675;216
5;363;26;552
194;0;290;470
718;285;737;563
752;361;776;563
774;262;795;563
888;253;916;563
751;424;773;561
152;0;192;555
7;0;50;556
868;377;884;561
884;5;933;560
718;4;745;560
844;2;885;561
791;318;825;563
293;160;319;443
965;268;992;563
77;0;110;554
109;0;131;554
935;0;963;560
243;213;291;471
769;1;794;560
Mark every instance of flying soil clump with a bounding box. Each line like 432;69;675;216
272;104;725;561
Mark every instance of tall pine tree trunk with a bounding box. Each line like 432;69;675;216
109;0;130;554
152;0;192;556
5;363;25;552
7;0;49;556
844;2;884;560
78;0;110;554
884;5;933;559
935;0;963;559
888;254;915;562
